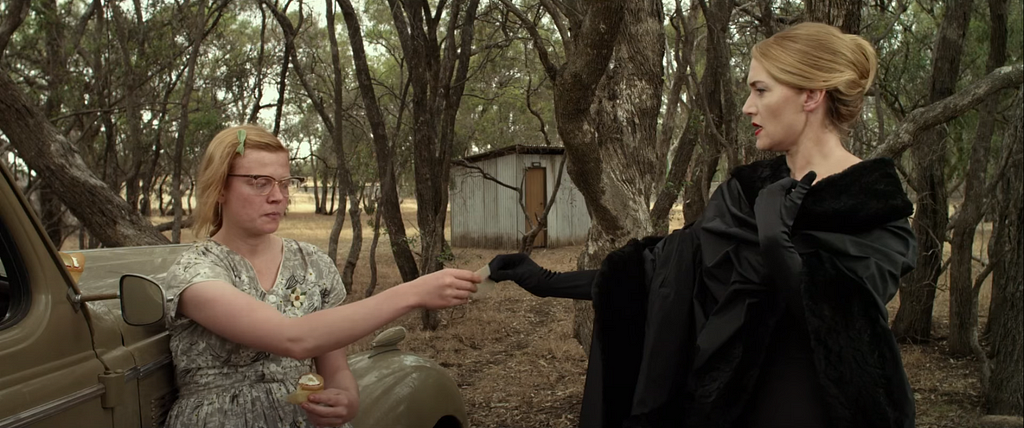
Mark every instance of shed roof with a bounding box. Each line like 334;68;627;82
459;144;565;164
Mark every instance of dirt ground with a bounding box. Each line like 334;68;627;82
142;195;998;428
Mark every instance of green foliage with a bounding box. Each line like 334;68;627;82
1;0;1021;226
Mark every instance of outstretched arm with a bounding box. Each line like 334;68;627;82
176;268;481;360
488;253;597;300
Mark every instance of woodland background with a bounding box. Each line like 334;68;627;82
0;0;1021;425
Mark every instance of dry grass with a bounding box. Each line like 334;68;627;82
97;197;995;428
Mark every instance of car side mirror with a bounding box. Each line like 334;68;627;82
119;274;166;326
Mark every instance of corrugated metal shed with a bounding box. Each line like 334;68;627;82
450;145;591;249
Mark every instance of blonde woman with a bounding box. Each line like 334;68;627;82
163;125;480;428
488;23;917;428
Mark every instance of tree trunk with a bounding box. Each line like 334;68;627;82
365;203;384;298
141;75;181;217
320;174;329;214
805;0;863;34
651;6;700;234
676;0;734;228
186;178;195;215
0;71;168;247
328;191;348;279
100;108;119;192
386;0;481;330
651;111;701;234
947;0;1007;356
248;4;269;124
312;176;321;214
891;0;973;342
986;87;1023;416
272;31;291;136
343;190;362;290
309;143;321;214
112;1;147;213
338;0;420;283
541;0;664;350
323;0;359;293
158;174;167;215
329;173;338;215
683;146;722;226
39;0;68;247
699;0;739;171
172;0;212;243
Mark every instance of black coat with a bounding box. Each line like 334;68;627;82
579;156;917;428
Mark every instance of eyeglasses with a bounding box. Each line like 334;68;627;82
227;174;305;196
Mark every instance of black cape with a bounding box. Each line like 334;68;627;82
579;156;917;428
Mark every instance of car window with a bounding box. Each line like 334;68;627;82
0;215;29;329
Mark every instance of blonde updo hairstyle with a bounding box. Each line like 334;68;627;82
751;22;878;136
192;124;288;238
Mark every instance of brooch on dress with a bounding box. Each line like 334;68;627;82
290;287;307;308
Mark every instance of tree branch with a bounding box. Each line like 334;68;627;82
970;253;999;389
497;0;559;80
451;159;521;192
0;0;30;59
538;0;571;54
559;0;623;101
520;155;567;254
872;64;1024;159
524;62;554;146
155;216;195;232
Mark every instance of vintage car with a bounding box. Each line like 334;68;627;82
0;162;467;428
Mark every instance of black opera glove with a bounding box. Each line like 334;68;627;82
754;171;816;315
487;253;596;300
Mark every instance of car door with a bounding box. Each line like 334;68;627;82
0;165;111;428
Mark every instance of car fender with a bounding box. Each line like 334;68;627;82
348;328;468;428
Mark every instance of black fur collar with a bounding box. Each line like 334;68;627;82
729;155;914;234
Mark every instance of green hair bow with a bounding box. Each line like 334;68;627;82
236;129;246;156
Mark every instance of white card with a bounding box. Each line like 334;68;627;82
471;265;497;299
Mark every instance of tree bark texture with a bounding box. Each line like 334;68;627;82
805;0;863;34
891;0;974;342
985;87;1023;415
536;0;665;351
651;111;701;234
946;0;1008;356
365;203;384;298
683;145;722;226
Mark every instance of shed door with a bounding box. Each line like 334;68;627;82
525;167;547;247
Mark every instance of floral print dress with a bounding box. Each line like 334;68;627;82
162;238;353;428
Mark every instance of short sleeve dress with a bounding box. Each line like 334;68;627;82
162;238;353;428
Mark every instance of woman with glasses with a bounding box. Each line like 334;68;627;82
162;124;481;428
